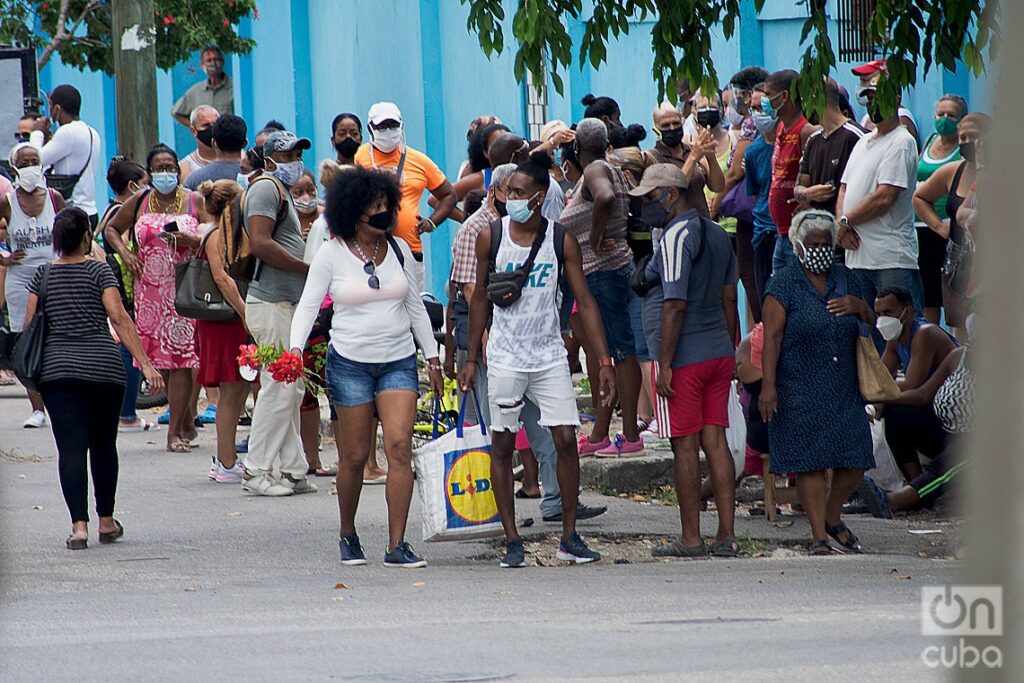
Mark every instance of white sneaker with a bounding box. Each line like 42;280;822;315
214;461;245;483
23;410;47;428
640;419;661;443
281;474;318;495
241;472;294;496
207;456;218;480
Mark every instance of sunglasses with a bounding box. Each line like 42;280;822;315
363;260;380;290
14;133;30;142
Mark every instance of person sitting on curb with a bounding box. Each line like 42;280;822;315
874;285;958;481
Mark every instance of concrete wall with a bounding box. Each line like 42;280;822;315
31;0;991;298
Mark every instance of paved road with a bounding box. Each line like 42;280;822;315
0;385;953;681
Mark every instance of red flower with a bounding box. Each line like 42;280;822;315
223;19;229;27
227;1;234;6
163;15;175;25
253;7;260;19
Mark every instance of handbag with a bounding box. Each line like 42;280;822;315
46;128;94;201
835;267;901;402
174;229;239;321
12;263;51;392
718;181;755;223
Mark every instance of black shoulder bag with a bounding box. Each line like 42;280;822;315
174;229;240;322
46;127;95;201
13;263;52;392
486;218;548;308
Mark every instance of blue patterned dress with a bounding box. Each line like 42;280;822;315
765;264;874;473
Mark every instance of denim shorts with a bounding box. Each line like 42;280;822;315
585;264;637;363
627;294;650;362
325;348;418;407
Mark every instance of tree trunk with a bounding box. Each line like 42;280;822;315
111;0;158;163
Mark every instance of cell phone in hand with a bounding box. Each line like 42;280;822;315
162;221;179;233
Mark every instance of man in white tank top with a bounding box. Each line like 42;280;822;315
460;159;617;568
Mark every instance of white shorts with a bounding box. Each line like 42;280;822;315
487;362;580;432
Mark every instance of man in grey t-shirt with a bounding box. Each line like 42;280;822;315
240;130;314;497
632;164;741;559
184;114;247;190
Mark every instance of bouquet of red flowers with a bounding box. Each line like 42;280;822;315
237;343;304;384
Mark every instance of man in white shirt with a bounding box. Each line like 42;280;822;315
836;81;923;313
36;85;101;228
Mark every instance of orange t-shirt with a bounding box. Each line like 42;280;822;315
353;143;447;253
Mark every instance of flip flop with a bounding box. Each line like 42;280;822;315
362;474;387;485
98;520;124;544
515;489;541;499
312;467;337;477
166;439;191;453
66;535;88;550
119;419;160;433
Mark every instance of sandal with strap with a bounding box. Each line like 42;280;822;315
66;535;88;550
709;537;740;558
651;539;709;559
98;520;124;544
808;540;835;556
826;521;863;554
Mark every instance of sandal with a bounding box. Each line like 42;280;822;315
166;439;191;453
98;520;124;544
808;540;835;556
312;467;337;478
66;535;88;550
709;537;739;558
118;419;160;433
515;489;541;499
826;521;863;554
651;539;708;559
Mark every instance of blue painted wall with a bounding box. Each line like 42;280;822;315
32;0;991;298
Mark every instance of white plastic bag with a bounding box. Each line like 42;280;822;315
413;392;504;542
725;380;747;474
867;416;906;492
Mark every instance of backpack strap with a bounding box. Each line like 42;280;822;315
488;218;504;273
385;235;406;268
552;220;566;286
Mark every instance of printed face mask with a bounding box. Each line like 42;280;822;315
797;240;834;274
269;159;304;186
294;196;318;214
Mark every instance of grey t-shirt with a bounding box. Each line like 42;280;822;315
642;209;736;368
243;176;306;304
184;160;241;190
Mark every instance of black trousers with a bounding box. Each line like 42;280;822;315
884;404;948;473
735;220;761;322
39;380;124;523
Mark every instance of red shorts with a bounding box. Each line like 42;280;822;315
652;357;733;438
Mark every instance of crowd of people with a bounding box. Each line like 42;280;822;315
0;52;981;564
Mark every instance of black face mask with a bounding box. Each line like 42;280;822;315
334;138;360;159
661;128;684;148
696;108;721;129
959;141;976;164
869;103;887;125
196;128;214;147
493;199;507;217
367;211;392;231
641;191;671;229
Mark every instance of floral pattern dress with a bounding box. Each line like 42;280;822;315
132;191;201;370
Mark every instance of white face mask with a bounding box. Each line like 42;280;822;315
371;127;403;153
875;315;904;342
15;164;45;192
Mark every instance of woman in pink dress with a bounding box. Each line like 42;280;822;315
105;144;206;452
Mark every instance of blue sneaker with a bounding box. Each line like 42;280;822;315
198;405;217;424
339;533;367;566
235;436;249;454
499;539;527;568
157;409;170;425
556;532;601;564
383;541;427;568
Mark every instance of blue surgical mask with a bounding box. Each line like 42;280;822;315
752;112;776;135
553;148;563;166
761;94;779;121
268;159;304;187
236;173;250;190
506;193;538;223
150;172;178;194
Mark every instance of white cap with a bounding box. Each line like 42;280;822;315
368;102;403;127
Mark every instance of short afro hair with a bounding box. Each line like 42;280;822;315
513;150;553;191
877;286;914;309
212;114;247;153
50;84;82;116
324;167;401;240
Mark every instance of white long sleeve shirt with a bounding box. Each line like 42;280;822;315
289;235;436;363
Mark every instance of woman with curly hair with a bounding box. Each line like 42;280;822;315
289;167;442;568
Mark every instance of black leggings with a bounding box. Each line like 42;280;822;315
39;380;125;523
734;220;761;322
884;404;948;473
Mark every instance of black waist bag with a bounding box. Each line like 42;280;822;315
486;220;547;309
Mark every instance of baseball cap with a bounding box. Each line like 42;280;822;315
851;58;887;77
540;119;569;143
263;130;311;155
368;102;403;127
627;163;688;196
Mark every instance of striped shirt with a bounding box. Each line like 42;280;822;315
28;260;126;386
558;160;632;276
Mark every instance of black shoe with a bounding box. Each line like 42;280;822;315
383;541;427;568
499;539;527;568
235;436;249;454
542;503;607;523
556;532;601;563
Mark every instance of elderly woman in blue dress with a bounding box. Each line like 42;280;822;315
759;210;876;555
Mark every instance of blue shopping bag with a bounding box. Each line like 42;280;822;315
413;391;503;541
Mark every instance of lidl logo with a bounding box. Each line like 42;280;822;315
444;449;499;527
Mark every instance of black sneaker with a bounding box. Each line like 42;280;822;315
542;503;608;522
338;533;367;566
556;532;601;564
499;539;527;568
384;541;427;568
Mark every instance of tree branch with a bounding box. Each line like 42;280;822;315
37;0;105;71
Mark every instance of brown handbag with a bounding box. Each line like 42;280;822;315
855;322;901;402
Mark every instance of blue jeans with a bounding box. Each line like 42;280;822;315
119;344;139;421
325;348;418;407
772;235;799;274
627;294;650;362
585;264;637;363
473;362;562;518
852;268;925;315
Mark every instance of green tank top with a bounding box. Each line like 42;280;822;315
916;134;961;223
